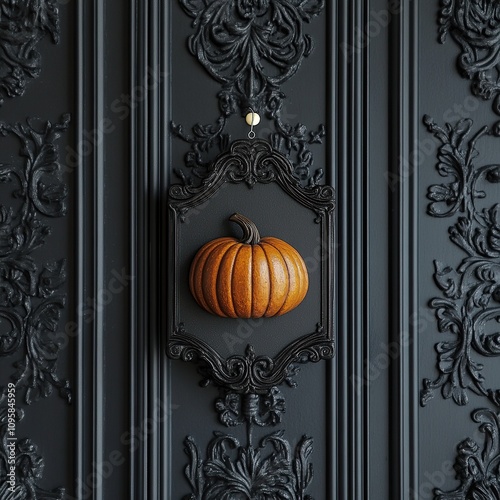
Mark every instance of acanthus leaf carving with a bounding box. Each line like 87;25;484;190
0;115;71;405
0;0;60;105
182;430;314;500
173;0;326;187
178;0;324;112
421;115;500;408
0;402;65;499
434;408;500;500
437;0;500;116
181;388;314;498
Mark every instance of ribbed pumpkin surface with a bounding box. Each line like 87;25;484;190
189;215;309;319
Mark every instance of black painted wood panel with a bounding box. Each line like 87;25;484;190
3;1;500;499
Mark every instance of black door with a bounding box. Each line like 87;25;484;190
1;1;500;499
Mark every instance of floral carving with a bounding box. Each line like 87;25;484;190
0;402;64;499
170;333;333;394
183;389;315;498
173;0;326;186
420;115;500;407
437;0;500;115
434;408;500;499
178;365;318;498
0;0;60;105
169;139;335;219
179;0;323;113
183;430;314;500
0;115;71;405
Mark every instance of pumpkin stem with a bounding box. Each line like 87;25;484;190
229;213;261;244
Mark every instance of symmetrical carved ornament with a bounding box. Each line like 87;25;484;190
173;0;326;186
0;116;70;498
420;116;500;408
438;0;500;116
169;138;333;497
168;139;335;393
171;3;330;496
0;0;60;105
182;388;315;500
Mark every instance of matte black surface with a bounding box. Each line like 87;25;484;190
3;1;500;499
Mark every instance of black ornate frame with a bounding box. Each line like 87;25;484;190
167;138;335;393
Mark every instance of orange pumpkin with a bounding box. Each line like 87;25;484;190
189;213;309;319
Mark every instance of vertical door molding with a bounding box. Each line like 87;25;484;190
75;0;106;498
336;0;370;498
130;0;171;498
76;0;133;496
388;1;419;498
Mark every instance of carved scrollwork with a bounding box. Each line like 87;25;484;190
0;115;71;405
0;402;64;499
181;370;315;497
0;0;60;105
434;408;500;499
215;388;286;427
183;430;314;500
169;139;335;218
179;0;324;112
169;332;333;393
173;0;326;186
437;0;500;115
420;115;500;407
